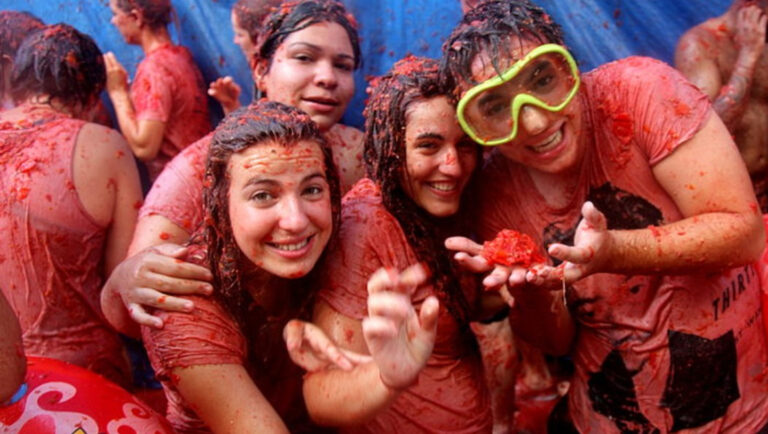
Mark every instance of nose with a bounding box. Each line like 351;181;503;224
439;146;462;177
314;61;338;89
277;195;310;233
519;105;548;136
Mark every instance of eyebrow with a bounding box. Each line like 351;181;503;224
287;41;355;62
476;91;503;109
243;172;327;188
416;132;445;141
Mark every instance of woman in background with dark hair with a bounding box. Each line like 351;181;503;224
140;100;361;433
104;0;210;182
0;23;142;387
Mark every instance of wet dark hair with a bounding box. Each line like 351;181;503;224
0;11;44;61
364;55;478;324
233;0;283;45
441;0;566;90
115;0;171;29
11;24;105;109
202;99;340;324
257;0;361;78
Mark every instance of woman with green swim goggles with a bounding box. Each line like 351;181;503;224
457;43;580;146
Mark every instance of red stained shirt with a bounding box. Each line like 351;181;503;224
474;57;768;433
317;179;493;434
131;44;211;180
0;110;130;387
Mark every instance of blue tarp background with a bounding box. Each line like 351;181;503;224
3;0;732;128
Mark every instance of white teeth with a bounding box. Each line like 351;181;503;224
272;238;310;251
531;129;562;153
430;182;457;192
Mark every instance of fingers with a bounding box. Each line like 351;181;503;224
367;292;411;321
417;296;439;334
125;287;194;312
126;302;164;328
483;265;513;289
339;348;373;365
581;201;607;231
366;264;427;296
453;251;493;273
445;236;483;255
548;242;594;265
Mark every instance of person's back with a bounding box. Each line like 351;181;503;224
676;1;768;209
132;43;211;179
0;24;142;388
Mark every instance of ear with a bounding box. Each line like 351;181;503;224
252;59;270;93
130;8;145;28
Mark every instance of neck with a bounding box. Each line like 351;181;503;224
24;96;76;117
140;26;171;54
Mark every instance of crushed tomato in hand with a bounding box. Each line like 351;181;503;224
481;229;545;268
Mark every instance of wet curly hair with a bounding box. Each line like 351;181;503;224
441;0;566;91
364;55;480;324
11;24;105;109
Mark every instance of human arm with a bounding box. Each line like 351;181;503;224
208;76;242;115
172;363;289;434
548;112;764;277
0;291;25;404
302;265;439;426
675;7;766;129
103;52;166;161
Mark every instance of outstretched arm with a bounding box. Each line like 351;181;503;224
303;265;439;426
549;112;764;277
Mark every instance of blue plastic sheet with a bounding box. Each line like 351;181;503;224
2;0;732;128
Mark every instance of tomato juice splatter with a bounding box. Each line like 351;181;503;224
481;229;545;268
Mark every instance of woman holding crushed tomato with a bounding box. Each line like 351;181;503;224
442;1;768;433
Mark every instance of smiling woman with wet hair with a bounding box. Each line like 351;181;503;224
140;100;347;433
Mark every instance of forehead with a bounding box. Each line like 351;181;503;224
405;96;464;141
279;21;353;55
229;140;325;177
469;38;542;84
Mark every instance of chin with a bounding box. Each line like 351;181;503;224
261;261;314;279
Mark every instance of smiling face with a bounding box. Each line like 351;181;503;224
231;10;256;62
256;21;355;131
467;38;584;176
402;96;478;217
227;140;333;279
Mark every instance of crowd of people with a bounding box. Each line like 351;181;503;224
2;0;768;433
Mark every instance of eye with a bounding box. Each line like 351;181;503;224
335;60;354;72
250;190;275;202
530;63;558;92
480;97;507;118
294;53;314;63
302;183;326;199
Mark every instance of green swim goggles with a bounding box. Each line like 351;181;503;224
457;44;581;146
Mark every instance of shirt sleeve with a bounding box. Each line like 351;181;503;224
139;134;210;231
131;56;175;123
141;294;246;381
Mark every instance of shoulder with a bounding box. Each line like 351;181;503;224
586;56;702;98
76;122;132;162
338;179;401;239
678;18;727;52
